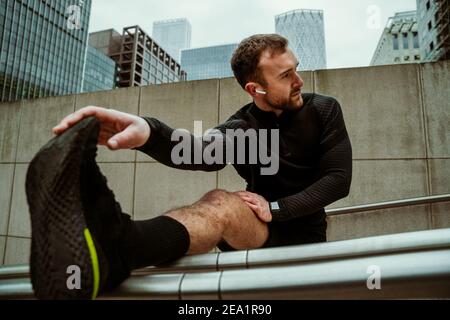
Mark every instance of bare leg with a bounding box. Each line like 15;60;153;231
165;189;269;255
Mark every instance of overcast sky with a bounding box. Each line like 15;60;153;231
89;0;417;69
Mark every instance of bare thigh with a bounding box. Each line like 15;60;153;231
165;189;269;254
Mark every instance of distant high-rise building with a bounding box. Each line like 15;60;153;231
0;0;92;102
371;11;421;66
82;46;116;93
90;26;186;88
181;43;238;81
152;18;192;62
416;0;450;62
275;9;327;71
89;29;123;57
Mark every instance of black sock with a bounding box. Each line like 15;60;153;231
125;215;191;270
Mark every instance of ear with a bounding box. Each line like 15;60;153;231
245;82;257;97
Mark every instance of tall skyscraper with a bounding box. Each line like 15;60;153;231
152;18;192;62
82;46;116;93
275;9;327;71
371;11;421;66
0;0;92;102
181;43;238;81
90;26;186;88
416;0;450;62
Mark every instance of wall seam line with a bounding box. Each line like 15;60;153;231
417;64;433;229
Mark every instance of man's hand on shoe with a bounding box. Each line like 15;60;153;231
233;191;272;223
52;106;151;150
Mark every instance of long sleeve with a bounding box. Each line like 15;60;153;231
135;116;251;172
272;99;353;221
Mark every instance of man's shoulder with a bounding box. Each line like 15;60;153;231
304;93;342;120
305;93;339;109
215;102;253;131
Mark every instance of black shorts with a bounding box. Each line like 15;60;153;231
217;210;327;252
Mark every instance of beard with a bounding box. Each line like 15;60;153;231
265;91;303;112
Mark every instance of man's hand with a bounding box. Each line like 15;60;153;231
52;106;150;150
234;191;272;223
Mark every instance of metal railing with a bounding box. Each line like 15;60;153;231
2;247;450;300
0;194;449;299
325;193;450;216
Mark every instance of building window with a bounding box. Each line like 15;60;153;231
404;56;410;61
414;54;421;61
402;33;409;49
413;32;420;48
428;21;432;30
394;57;400;63
393;34;399;50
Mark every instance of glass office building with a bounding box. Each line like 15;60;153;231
82;46;116;93
152;18;191;62
275;9;327;71
181;43;238;81
0;0;91;102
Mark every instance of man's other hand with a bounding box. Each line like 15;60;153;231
234;191;272;223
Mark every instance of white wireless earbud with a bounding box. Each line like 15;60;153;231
255;89;267;95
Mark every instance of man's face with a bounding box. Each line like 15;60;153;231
257;48;304;112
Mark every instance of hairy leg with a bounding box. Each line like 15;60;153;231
165;189;269;255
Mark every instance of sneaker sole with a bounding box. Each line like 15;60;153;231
26;117;102;300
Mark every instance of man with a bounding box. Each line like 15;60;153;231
26;34;352;299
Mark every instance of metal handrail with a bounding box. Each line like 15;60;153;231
2;248;450;300
1;228;450;279
326;194;450;216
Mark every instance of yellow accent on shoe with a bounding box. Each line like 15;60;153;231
84;228;100;300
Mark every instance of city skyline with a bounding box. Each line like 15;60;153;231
89;0;416;70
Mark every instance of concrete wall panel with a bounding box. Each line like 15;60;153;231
0;164;14;236
217;165;246;192
4;237;30;265
0;101;21;163
315;65;426;159
138;80;220;162
134;163;216;220
327;205;430;241
421;61;450;158
8;164;30;238
0;236;5;265
429;159;450;228
98;163;135;217
17;95;75;162
329;159;429;209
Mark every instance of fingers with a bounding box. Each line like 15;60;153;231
52;106;101;135
106;125;138;150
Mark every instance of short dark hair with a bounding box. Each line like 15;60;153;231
231;34;288;89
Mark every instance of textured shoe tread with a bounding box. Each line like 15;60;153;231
26;118;100;299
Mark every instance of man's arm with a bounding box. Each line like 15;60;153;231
135;116;248;172
272;98;352;221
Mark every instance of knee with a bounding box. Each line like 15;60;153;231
201;189;231;207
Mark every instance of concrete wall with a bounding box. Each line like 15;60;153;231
0;62;449;265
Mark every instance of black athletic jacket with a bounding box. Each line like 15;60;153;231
136;93;352;224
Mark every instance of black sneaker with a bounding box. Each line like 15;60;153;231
26;116;132;300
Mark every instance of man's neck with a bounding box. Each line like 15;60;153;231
253;100;283;117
